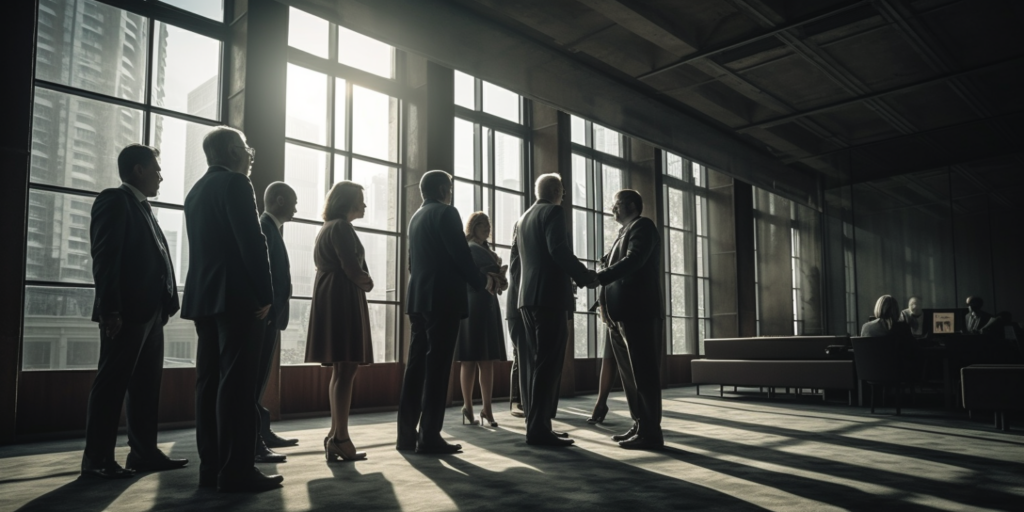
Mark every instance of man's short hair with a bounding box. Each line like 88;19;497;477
534;173;562;202
117;144;159;182
615;189;643;215
967;296;984;307
264;181;296;206
419;170;452;201
202;126;245;166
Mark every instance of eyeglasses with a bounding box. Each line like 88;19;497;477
235;145;256;161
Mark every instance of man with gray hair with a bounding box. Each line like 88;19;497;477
511;172;597;446
182;127;282;492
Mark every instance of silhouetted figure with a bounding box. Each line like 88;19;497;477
506;221;526;419
899;296;924;337
397;171;499;454
181;127;282;492
512;173;597;447
305;181;374;462
254;182;298;463
861;295;913;339
964;296;993;334
596;190;664;450
82;144;187;479
456;212;508;428
981;311;1014;338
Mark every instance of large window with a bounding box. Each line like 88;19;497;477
569;116;625;358
661;152;711;355
281;8;402;365
24;0;226;370
452;71;529;356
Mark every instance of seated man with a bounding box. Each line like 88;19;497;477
899;296;924;337
964;296;993;335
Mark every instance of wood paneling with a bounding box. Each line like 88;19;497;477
665;354;697;385
280;363;404;415
573;358;602;394
450;361;514;403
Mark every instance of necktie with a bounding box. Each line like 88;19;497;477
141;201;175;296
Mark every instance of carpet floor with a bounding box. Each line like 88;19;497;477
1;386;1022;511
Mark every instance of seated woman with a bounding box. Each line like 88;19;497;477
861;295;913;339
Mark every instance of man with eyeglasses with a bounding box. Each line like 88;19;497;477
182;127;282;492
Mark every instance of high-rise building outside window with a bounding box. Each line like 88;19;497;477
23;0;227;370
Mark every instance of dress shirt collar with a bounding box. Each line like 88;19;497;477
265;212;283;229
122;183;148;202
537;199;552;205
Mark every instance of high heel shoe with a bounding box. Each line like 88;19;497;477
462;406;479;426
587;403;609;424
480;410;498;428
326;437;367;462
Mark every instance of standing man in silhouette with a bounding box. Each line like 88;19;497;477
254;182;299;463
506;221;526;419
964;296;993;335
512;173;596;447
596;190;664;450
397;170;501;454
182;127;282;492
82;144;188;479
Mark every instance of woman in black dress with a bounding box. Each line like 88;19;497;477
456;212;507;427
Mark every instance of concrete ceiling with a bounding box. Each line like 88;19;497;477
451;0;1024;208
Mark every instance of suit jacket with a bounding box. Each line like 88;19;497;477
965;310;993;334
512;200;590;312
505;221;521;320
405;199;486;318
597;216;663;321
260;213;291;330
181;167;274;319
90;185;180;324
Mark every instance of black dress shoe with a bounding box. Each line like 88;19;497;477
81;461;135;480
618;435;664;450
125;451;189;472
415;441;463;454
218;467;284;493
263;431;299;448
526;435;575;447
551;430;569;438
255;440;287;463
611;423;638;442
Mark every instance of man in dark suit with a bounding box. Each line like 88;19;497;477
397;170;500;454
506;222;525;419
596;190;664;450
964;296;993;334
254;182;299;463
82;144;188;479
512;173;596;447
182;127;282;492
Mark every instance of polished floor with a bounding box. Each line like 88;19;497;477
2;386;1022;511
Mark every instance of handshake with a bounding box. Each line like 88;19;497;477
577;269;601;289
485;265;509;295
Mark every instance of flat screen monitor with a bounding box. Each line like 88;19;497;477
923;308;967;335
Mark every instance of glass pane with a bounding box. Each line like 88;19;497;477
494;191;522;246
573;209;588;260
570;115;586;146
368;303;397;363
482;129;491;185
152;22;221;119
288;7;329;59
574;313;589;359
494;132;522;191
454;71;475;110
453;180;475;228
286;64;329;146
160;0;223;21
592;123;621;156
35;1;148;102
671;317;688;355
352;86;399;162
334;78;347;150
693;163;704;187
668;188;683;228
151;207;187;286
696;236;705;277
22;286;97;370
697;277;707;318
337;26;393;79
666;152;684;179
454;118;474;180
350;159;398;231
149;114;216;205
359;232;398;302
603;214;618;256
25;190;94;284
695;196;705;236
280;298;312;365
571;154;588;208
162;291;196;367
669;229;687;275
576;281;590;313
31;88;143;193
481;81;519;123
282;222;320;298
285;143;329;221
671;274;687;317
602;165;621;214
